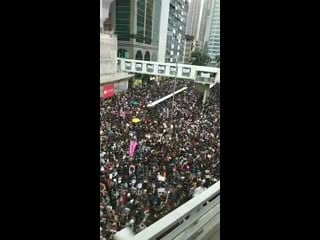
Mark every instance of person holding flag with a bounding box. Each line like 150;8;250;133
119;108;126;119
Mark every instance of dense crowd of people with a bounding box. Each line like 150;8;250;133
131;77;187;103
100;78;220;240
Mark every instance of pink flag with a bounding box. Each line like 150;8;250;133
129;140;138;157
120;108;126;119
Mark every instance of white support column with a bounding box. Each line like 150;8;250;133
202;85;210;104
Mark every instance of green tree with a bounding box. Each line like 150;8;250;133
191;48;210;66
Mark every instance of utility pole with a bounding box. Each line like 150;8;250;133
171;57;178;117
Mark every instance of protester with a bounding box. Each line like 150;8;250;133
100;77;220;239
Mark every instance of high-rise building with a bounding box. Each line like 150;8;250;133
207;0;220;58
185;0;203;39
185;0;216;49
111;0;159;61
183;35;195;64
158;0;189;63
109;0;188;63
198;0;214;48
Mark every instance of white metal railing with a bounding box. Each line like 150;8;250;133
114;181;220;240
162;195;220;240
147;87;188;107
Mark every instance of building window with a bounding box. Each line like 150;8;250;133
145;0;153;44
135;50;143;60
136;0;146;43
118;49;128;58
115;0;131;41
144;51;151;61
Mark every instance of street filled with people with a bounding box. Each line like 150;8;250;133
100;78;220;240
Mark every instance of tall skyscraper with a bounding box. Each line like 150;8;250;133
158;0;189;63
198;0;214;48
185;0;203;38
183;34;195;64
113;0;159;61
185;0;217;48
207;0;220;58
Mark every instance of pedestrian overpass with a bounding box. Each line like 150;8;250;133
117;58;220;85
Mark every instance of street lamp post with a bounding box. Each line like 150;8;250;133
171;57;178;117
191;56;200;85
